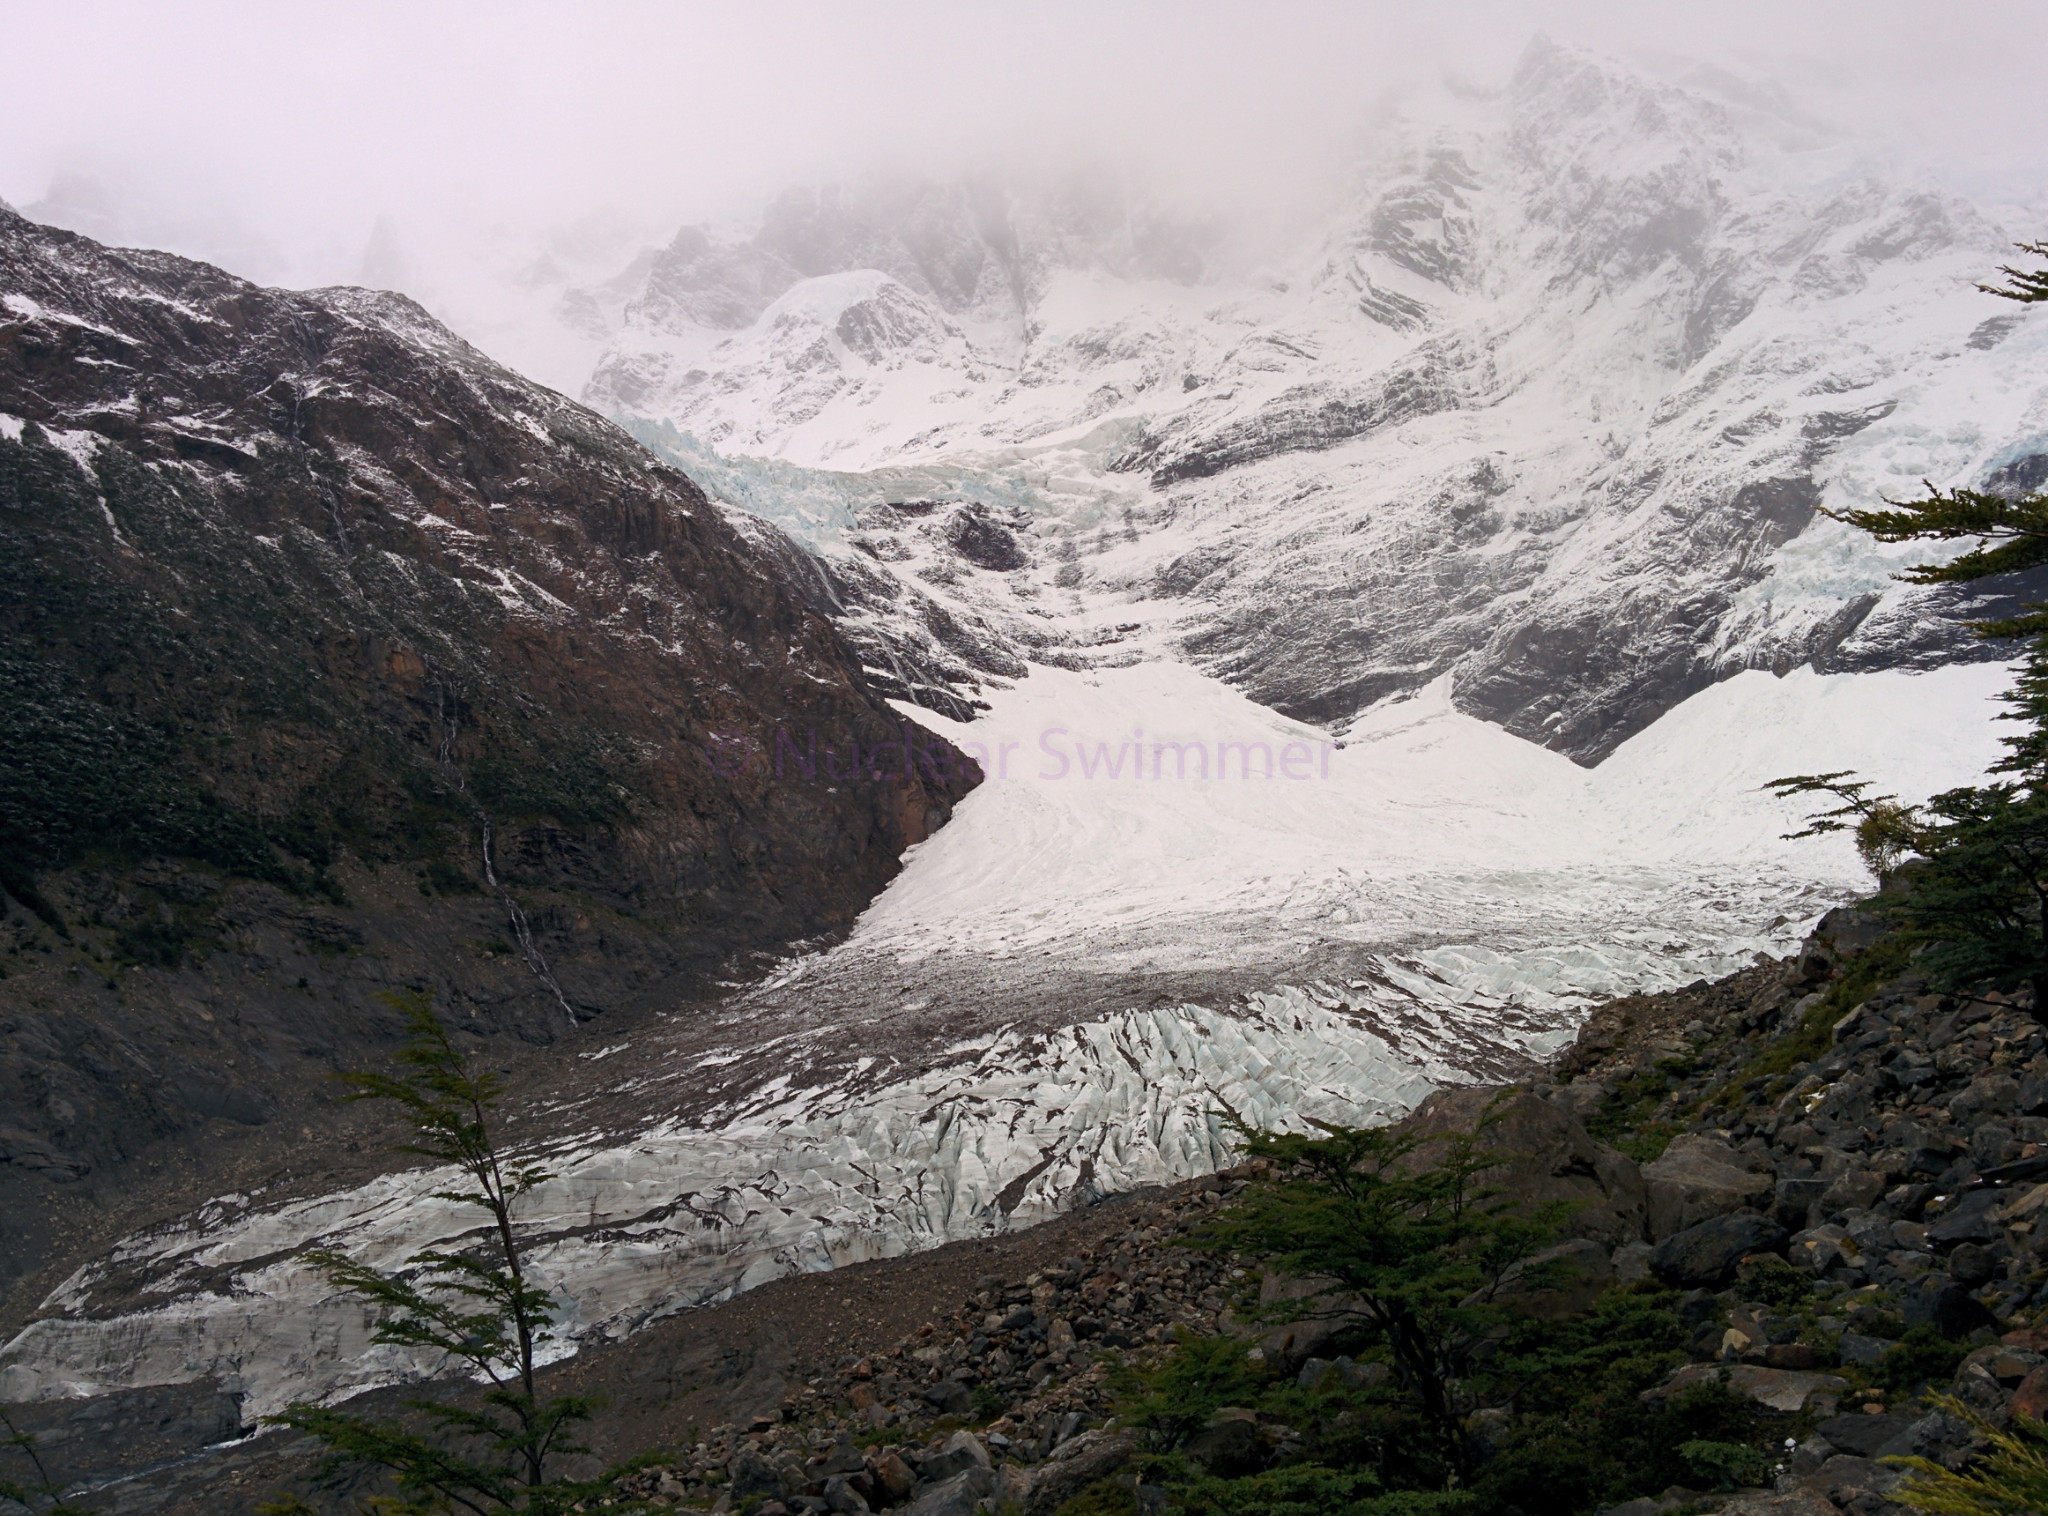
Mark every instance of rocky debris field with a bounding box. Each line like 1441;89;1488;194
592;1177;1260;1516
20;897;2048;1516
587;900;2048;1516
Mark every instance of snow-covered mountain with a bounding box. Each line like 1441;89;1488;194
6;35;2048;1427
589;37;2048;761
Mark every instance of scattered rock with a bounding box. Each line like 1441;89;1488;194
1716;1490;1849;1516
1397;1089;1647;1247
873;1452;918;1502
1644;1363;1848;1414
1814;1412;1920;1458
904;1466;996;1516
920;1378;973;1417
1929;1190;2006;1246
1182;1413;1261;1477
2011;1365;2048;1421
1903;1281;1999;1340
1488;1238;1617;1320
1022;1430;1136;1516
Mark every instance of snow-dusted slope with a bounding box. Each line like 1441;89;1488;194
589;38;2048;762
0;657;2009;1415
6;32;2043;1431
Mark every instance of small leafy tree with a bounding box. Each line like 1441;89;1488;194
1114;1330;1268;1454
1210;1112;1566;1484
1677;1438;1771;1491
1765;771;1927;877
262;992;634;1515
1770;239;2048;1021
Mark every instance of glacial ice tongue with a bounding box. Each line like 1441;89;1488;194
0;656;2011;1415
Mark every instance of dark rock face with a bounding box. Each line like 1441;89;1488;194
0;1379;248;1490
1649;1211;1789;1287
1116;344;1461;487
1814;1412;1918;1460
1904;1280;1999;1340
1927;1190;2004;1246
944;506;1029;572
0;206;974;1308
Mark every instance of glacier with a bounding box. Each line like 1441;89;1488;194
5;33;2046;1422
0;656;2012;1416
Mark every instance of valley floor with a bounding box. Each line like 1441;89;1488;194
0;657;2016;1437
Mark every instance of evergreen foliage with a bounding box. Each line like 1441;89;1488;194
1979;241;2048;305
1209;1112;1569;1481
260;993;651;1515
1888;1394;2048;1516
1768;240;2048;1021
1085;1132;1771;1516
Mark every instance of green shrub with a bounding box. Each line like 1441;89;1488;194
1881;1326;1973;1396
1679;1439;1772;1490
1735;1256;1813;1310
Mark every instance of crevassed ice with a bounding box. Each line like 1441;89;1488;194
0;657;2012;1416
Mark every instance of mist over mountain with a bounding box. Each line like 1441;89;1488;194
576;38;2048;762
5;13;2048;1507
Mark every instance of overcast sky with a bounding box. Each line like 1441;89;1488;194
6;1;2044;383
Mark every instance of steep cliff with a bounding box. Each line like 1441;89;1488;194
0;206;974;1311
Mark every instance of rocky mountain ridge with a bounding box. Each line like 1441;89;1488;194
0;205;972;1321
582;37;2048;761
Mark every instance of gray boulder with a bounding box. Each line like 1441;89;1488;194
1814;1412;1918;1458
916;1430;991;1484
1837;1333;1891;1366
1902;1279;1998;1340
905;1467;995;1516
1817;1168;1885;1217
920;1378;973;1417
1256;1270;1353;1373
1642;1134;1774;1241
1023;1430;1137;1516
1613;1240;1655;1283
1397;1088;1646;1247
823;1475;871;1513
1487;1238;1616;1320
1182;1414;1262;1477
1258;1317;1338;1374
820;1435;866;1475
1774;1177;1830;1231
1297;1356;1390;1391
729;1447;781;1500
1644;1363;1847;1414
1717;1490;1852;1516
1928;1189;2003;1246
1649;1211;1788;1287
